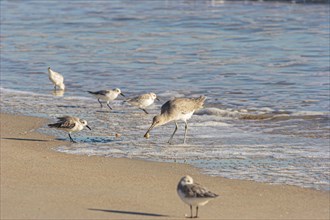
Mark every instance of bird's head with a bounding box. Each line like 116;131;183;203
143;115;166;138
150;93;160;101
80;119;91;130
180;175;194;186
114;88;125;97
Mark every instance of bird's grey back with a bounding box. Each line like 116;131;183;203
128;94;151;102
48;116;78;129
161;96;206;114
48;120;76;129
177;182;218;198
56;116;79;122
88;90;109;95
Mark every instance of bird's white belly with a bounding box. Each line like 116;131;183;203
179;111;194;122
178;190;210;206
96;94;115;101
49;73;63;85
140;99;153;108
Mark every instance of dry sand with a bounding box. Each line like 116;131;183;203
1;113;329;219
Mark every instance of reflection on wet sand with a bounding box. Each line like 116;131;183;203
52;89;64;97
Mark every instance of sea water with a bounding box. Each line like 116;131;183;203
1;0;329;190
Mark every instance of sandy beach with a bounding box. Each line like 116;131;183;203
0;113;329;219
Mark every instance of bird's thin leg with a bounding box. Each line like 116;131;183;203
54;85;57;90
140;108;149;114
190;205;193;218
168;121;178;144
183;120;188;144
194;206;199;218
97;99;103;108
106;102;113;110
68;133;77;143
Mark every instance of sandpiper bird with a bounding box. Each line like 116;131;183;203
48;67;65;90
125;92;160;114
88;88;125;110
48;116;91;143
144;96;206;144
177;175;218;218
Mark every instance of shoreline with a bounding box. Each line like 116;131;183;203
1;112;329;219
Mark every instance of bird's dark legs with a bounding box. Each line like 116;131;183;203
106;102;113;110
183;121;188;144
140;108;149;114
190;205;193;218
168;121;178;144
97;99;103;108
68;133;77;143
194;206;199;218
54;85;57;90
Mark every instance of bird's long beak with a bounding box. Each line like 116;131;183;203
120;93;125;97
156;97;160;101
144;124;155;138
86;125;92;130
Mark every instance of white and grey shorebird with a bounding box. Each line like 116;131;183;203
144;96;206;144
177;175;219;218
48;67;65;90
88;88;125;110
125;92;160;114
48;116;91;143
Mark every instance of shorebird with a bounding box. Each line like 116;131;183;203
48;67;65;90
125;92;160;114
48;116;91;143
177;175;218;218
144;96;206;144
88;88;125;110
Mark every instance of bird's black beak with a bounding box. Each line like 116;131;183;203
156;97;160;101
86;125;92;130
120;93;125;97
144;123;155;138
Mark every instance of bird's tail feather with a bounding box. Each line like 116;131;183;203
195;95;206;109
48;123;61;128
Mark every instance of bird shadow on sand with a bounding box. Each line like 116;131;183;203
56;105;88;109
95;110;124;114
55;137;116;143
88;208;169;217
1;137;51;142
95;110;112;113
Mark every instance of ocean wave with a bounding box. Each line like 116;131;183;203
196;107;328;121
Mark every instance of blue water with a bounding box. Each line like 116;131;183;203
1;0;329;190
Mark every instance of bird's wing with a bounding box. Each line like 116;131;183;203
53;73;63;82
57;116;79;123
132;94;150;103
138;94;150;100
160;99;172;114
182;183;218;198
49;119;76;129
126;96;139;103
92;90;109;96
161;98;194;115
49;69;64;82
56;116;77;121
59;120;76;129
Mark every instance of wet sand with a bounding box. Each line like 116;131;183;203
1;113;329;219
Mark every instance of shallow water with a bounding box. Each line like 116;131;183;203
1;0;329;190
